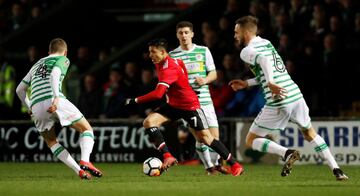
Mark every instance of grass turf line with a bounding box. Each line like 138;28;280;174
0;163;359;196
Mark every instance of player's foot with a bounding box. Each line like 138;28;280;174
215;165;231;175
333;168;349;181
230;162;244;176
206;167;219;175
161;153;178;172
79;169;92;180
79;160;103;177
281;149;300;177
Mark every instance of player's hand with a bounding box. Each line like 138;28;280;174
47;97;59;113
228;79;248;91
124;98;136;106
268;82;287;100
195;77;207;86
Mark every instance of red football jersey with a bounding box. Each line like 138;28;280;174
156;56;200;110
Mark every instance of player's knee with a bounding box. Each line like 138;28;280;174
301;127;316;142
43;137;57;147
197;137;208;145
196;130;213;145
302;132;313;141
143;114;163;128
143;117;153;128
245;138;254;148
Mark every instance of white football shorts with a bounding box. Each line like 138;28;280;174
201;104;219;128
249;98;311;137
31;98;83;132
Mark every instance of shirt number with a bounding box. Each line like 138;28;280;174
191;116;197;127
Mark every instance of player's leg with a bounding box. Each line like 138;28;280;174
194;106;215;173
185;109;243;176
197;104;229;174
143;108;177;170
32;99;91;179
70;117;102;177
293;98;348;180
190;128;243;176
248;106;299;176
195;140;214;174
55;98;100;177
246;132;290;160
41;127;91;180
207;127;230;174
301;127;348;180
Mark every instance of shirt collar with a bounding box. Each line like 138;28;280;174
179;44;196;52
248;36;261;45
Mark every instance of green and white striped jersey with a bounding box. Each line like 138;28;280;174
240;36;303;107
21;55;70;107
169;44;216;106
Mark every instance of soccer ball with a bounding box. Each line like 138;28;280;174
143;157;162;176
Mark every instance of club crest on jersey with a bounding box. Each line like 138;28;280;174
195;54;203;61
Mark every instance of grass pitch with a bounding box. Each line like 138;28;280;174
0;163;358;196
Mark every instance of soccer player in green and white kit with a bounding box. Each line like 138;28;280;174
16;38;102;180
169;21;230;175
229;16;348;180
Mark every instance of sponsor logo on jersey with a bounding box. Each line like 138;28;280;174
186;62;204;73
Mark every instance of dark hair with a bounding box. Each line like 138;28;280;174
176;21;193;31
49;38;67;53
148;38;168;51
235;15;258;32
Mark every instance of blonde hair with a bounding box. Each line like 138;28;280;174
235;15;258;33
49;38;67;53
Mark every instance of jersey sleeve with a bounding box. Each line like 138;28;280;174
240;47;258;65
205;47;216;71
21;70;32;86
54;56;70;74
50;67;61;97
16;70;32;109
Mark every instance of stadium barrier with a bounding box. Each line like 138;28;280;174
0;118;359;165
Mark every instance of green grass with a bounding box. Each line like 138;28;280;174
0;163;359;196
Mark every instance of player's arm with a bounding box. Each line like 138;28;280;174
195;70;217;86
16;71;31;111
228;77;259;91
47;66;61;113
125;65;178;105
257;55;287;99
124;83;167;105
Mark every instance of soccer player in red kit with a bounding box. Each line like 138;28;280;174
124;38;243;176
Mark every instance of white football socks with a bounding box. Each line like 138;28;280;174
50;143;81;174
310;134;339;170
210;150;221;166
79;130;95;162
195;141;214;169
252;138;288;158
